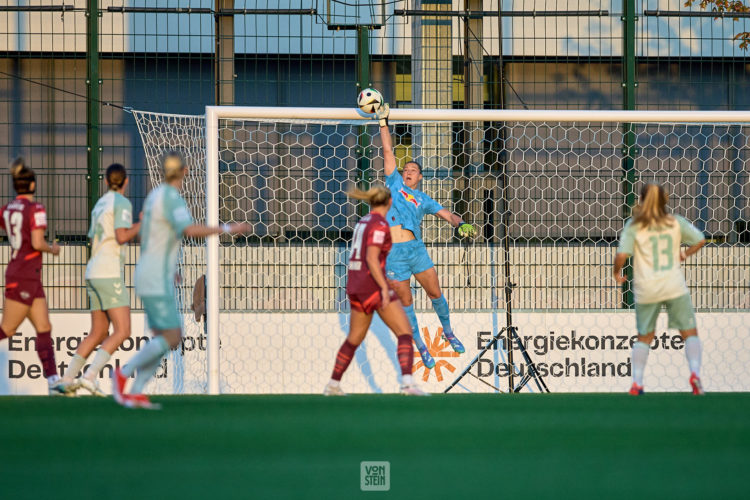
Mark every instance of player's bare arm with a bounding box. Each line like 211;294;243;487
436;209;462;227
115;221;141;245
613;252;629;284
365;245;391;308
436;208;477;238
681;239;706;261
183;222;251;239
378;108;396;177
31;228;60;256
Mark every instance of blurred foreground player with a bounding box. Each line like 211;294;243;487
324;186;427;396
613;183;706;395
112;152;249;408
0;158;63;394
59;164;141;395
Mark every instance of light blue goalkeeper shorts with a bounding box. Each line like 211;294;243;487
141;294;182;331
386;239;434;282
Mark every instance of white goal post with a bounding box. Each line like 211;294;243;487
135;106;750;395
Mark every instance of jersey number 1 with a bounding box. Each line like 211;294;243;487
649;234;674;271
350;223;366;261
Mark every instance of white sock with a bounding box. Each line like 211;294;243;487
121;336;169;378
131;357;162;394
685;336;702;376
328;379;340;388
402;374;414;386
83;349;111;381
631;341;650;386
63;354;87;381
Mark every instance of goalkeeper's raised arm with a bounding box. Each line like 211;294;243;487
377;103;397;177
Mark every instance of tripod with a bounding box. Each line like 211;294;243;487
445;163;549;394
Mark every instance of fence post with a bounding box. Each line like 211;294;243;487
621;0;637;308
86;0;101;226
356;26;372;217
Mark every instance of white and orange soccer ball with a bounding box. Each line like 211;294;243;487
357;88;383;114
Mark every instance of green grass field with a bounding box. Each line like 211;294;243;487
1;393;748;499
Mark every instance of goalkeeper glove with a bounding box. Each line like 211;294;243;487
375;103;390;127
458;222;477;239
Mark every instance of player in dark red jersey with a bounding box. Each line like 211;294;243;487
324;186;427;396
0;158;63;394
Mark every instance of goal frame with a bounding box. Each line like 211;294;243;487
204;106;750;395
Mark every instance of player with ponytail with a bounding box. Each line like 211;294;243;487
324;185;427;396
0;158;63;394
614;183;707;395
59;164;141;395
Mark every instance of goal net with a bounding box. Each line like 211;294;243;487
133;107;750;394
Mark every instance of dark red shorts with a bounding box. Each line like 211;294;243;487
5;279;45;306
348;289;396;314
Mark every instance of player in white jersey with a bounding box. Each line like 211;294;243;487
60;164;141;395
613;183;706;395
112;152;250;408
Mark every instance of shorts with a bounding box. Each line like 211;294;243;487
635;294;696;335
386;239;434;282
348;289;397;314
86;278;129;311
141;294;182;330
4;279;45;306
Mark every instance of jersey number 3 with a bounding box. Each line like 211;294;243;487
649;234;674;271
3;211;23;252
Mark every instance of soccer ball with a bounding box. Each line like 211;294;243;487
357;88;383;114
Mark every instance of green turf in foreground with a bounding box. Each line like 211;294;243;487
1;393;748;499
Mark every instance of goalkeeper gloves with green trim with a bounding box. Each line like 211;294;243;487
458;222;477;238
375;103;390;127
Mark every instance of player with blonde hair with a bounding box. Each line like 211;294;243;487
614;183;706;395
59;164;141;395
0;158;63;394
374;103;475;369
324;185;427;396
112;152;250;408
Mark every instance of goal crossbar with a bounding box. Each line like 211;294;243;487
206;106;750;124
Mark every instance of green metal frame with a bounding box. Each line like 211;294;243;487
621;0;637;308
86;0;100;236
356;26;372;217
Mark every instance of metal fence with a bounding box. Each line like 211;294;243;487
0;0;749;309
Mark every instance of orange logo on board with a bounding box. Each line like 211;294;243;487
413;327;460;382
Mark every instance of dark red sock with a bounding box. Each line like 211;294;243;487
397;335;414;376
35;331;58;377
331;340;357;381
0;327;7;341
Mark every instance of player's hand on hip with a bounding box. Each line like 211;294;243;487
380;286;391;308
458;222;477;238
375;103;390;127
50;242;61;256
613;271;626;285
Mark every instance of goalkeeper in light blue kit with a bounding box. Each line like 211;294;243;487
112;152;250;408
613;183;706;395
374;102;476;368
